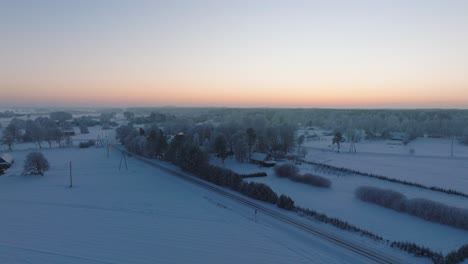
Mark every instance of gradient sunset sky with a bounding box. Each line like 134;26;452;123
1;0;467;108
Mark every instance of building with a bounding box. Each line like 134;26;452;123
250;152;276;167
0;153;14;170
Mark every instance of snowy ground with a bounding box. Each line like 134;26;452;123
211;157;468;254
305;149;468;192
300;129;468;193
301;129;468;157
0;146;396;263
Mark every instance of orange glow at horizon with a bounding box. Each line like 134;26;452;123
2;78;467;108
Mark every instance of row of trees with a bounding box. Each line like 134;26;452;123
121;108;468;144
117;123;287;207
274;163;331;188
117;112;297;164
1;117;68;150
355;186;468;230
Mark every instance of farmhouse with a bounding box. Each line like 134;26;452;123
250;152;276;167
0;153;14;170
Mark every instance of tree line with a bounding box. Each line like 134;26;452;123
120;108;468;144
1;111;117;150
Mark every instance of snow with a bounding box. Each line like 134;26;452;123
0;146;387;263
211;157;468;254
300;134;468;193
306;149;468;192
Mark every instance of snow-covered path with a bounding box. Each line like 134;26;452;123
0;147;385;263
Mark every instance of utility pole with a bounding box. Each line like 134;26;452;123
69;161;73;188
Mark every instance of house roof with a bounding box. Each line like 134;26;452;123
0;153;13;164
251;152;268;161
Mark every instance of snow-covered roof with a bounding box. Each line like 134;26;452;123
0;153;13;164
251;152;268;161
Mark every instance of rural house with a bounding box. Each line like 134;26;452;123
250;152;276;167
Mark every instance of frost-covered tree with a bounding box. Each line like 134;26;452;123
332;132;343;153
22;152;50;176
2;123;20;150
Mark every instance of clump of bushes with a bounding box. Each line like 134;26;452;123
355;186;406;211
274;163;299;178
274;163;331;188
292;173;331;188
355;186;468;230
79;140;96;148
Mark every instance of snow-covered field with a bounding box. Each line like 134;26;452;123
301;131;468;193
0;145;389;263
211;157;468;254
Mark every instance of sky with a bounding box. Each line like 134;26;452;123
1;0;468;108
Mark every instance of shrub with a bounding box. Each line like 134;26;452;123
79;140;96;148
292;173;331;188
274;163;299;178
22;152;49;176
355;186;406;211
404;198;468;230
